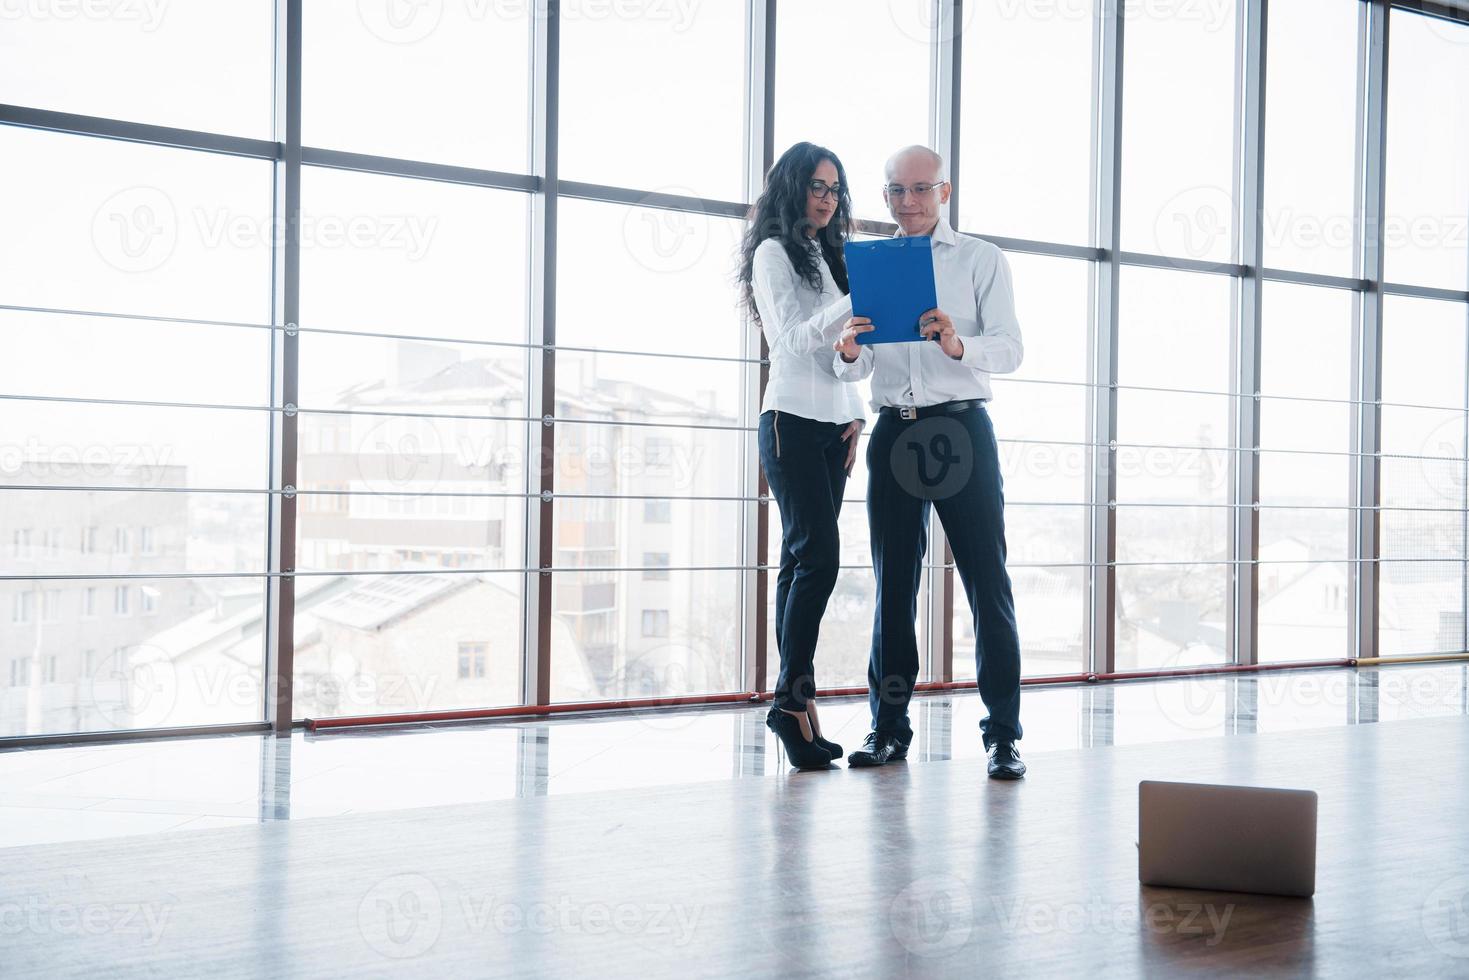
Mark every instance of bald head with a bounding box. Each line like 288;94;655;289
884;145;946;183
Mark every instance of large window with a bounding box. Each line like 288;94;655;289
3;1;1468;740
1383;10;1469;290
1257;283;1355;663
303;0;532;172
1120;0;1239;263
1114;268;1234;670
958;0;1094;246
775;0;931;221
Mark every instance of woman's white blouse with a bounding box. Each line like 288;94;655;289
750;237;865;424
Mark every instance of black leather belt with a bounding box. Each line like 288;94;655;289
879;398;987;421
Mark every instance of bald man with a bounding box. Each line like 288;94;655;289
834;146;1026;779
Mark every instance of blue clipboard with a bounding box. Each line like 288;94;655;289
844;236;938;345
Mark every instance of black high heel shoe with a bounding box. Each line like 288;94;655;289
766;707;833;769
806;710;842;759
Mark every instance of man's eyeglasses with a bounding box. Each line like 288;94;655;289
884;181;948;199
808;180;842;200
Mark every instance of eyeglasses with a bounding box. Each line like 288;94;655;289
884;180;948;199
808;180;842;200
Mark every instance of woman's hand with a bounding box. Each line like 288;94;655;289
834;316;874;362
918;308;964;359
841;418;866;476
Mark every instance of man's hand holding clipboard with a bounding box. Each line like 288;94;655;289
834;234;962;362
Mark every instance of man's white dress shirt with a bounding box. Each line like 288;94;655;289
751;237;865;424
833;217;1023;409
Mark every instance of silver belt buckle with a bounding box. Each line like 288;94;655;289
899;406;918;421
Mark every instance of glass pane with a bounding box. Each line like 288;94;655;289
1120;1;1239;261
775;0;931;221
1117;506;1227;564
954;563;1083;682
1383;10;1469;290
551;570;742;702
556;351;741;425
0;576;266;737
555;499;740;570
0;127;273;323
988;252;1091;438
303;0;531;172
3;401;270;491
556;198;744;359
0;310;270;407
1;490;267;575
559;1;744;201
294;572;525;718
296;335;529;575
1262;0;1360;276
299;166;529;343
1380;296;1467;659
1117;268;1235;505
1115;562;1229;671
777;567;930;691
959;0;1094;245
0;2;272;138
555;421;743;498
1257;281;1353;662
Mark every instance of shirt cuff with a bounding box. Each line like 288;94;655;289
832;348;866;379
957;336;983;369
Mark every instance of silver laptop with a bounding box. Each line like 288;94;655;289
1138;780;1317;898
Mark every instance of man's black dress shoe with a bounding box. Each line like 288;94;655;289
987;740;1026;780
766;708;833;769
847;731;909;768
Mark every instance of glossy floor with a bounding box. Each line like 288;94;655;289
5;712;1469;977
0;663;1464;849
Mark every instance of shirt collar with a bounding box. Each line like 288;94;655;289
893;215;958;247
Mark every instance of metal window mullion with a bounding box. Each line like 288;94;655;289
264;0;302;734
524;0;560;707
1231;0;1266;667
0;103;279;159
931;0;961;683
1351;0;1389;660
747;0;775;697
1089;0;1123;675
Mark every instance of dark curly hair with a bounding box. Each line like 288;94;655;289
737;141;852;326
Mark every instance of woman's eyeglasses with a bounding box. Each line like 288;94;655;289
808;180;842;200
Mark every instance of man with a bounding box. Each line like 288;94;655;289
833;145;1026;779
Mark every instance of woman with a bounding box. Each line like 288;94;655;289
737;142;867;769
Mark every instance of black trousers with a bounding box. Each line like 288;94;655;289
865;401;1023;748
758;409;850;712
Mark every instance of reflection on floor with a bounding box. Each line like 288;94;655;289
0;663;1463;849
6;712;1469;977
